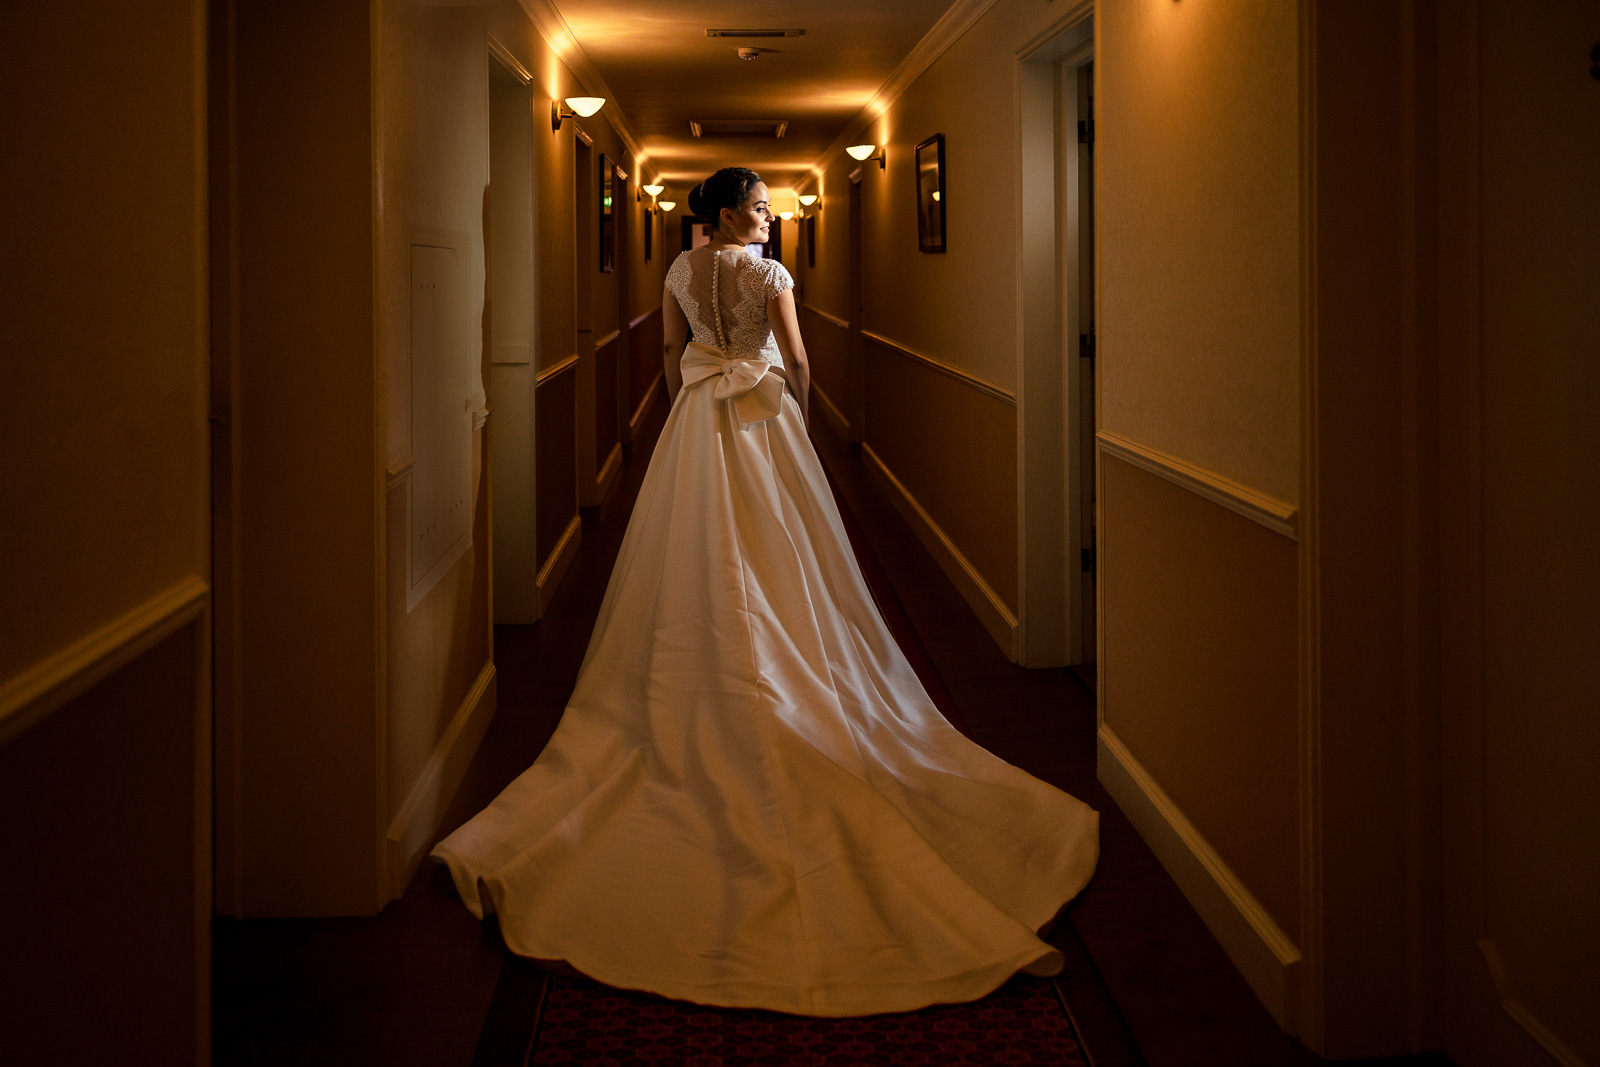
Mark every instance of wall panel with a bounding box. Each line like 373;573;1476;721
594;330;620;472
626;306;663;435
863;336;1017;614
0;625;206;1064
800;306;852;435
1100;455;1300;937
536;366;579;567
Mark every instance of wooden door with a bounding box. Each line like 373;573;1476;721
1437;3;1599;1063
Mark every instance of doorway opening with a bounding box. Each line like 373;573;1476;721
1015;12;1094;668
486;46;538;623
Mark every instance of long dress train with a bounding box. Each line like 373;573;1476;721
431;246;1099;1017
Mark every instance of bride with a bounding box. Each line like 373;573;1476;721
432;167;1099;1018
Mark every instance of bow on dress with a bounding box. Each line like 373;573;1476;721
680;341;786;428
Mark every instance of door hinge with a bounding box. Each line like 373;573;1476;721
1081;546;1096;574
1079;329;1096;362
1077;119;1095;145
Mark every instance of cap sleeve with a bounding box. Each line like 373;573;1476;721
664;251;692;298
763;259;795;301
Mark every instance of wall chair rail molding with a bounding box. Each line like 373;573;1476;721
535;353;579;386
0;575;210;747
861;330;1015;406
804;305;851;331
385;454;416;492
1097;430;1298;539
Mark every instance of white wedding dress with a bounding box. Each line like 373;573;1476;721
431;245;1099;1017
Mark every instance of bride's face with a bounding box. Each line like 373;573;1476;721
721;181;773;245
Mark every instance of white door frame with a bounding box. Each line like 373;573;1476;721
1014;8;1093;667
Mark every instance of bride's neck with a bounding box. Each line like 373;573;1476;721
706;227;747;251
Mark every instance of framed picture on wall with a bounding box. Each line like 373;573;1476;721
915;133;946;253
806;215;816;268
599;154;616;273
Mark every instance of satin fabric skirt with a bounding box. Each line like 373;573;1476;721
430;370;1100;1017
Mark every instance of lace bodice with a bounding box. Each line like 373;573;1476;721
665;247;795;368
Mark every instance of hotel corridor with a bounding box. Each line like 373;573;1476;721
3;0;1595;1065
214;404;1328;1066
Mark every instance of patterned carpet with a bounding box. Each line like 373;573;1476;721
527;972;1091;1066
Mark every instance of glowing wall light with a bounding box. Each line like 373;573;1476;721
846;144;885;169
552;96;606;131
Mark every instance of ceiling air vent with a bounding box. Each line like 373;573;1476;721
705;28;805;38
689;119;789;139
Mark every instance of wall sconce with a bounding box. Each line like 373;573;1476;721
846;144;885;169
553;96;606;131
798;194;818;208
644;184;664;198
657;201;677;213
779;211;794;221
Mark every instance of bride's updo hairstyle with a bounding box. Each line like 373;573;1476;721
688;167;763;236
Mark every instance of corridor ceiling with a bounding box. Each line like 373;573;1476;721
545;0;956;194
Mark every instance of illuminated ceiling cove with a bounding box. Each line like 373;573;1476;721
546;0;955;191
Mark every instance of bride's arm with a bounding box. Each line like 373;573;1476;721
768;289;809;425
663;287;688;402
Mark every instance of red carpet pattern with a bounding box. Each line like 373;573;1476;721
528;973;1091;1065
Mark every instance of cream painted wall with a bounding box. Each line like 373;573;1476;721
1100;458;1299;935
799;176;848;320
796;0;1106;637
3;4;210;683
1098;0;1300;505
371;0;661;891
221;0;665;915
797;0;1313;1037
375;0;497;865
374;0;655;894
1093;0;1307;1037
232;0;380;915
1;0;211;1060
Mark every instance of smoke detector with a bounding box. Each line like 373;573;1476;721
738;47;760;60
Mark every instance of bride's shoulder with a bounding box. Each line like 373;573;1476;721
750;255;794;294
665;249;696;283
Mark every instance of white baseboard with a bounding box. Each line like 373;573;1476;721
860;443;1019;661
385;660;497;899
810;382;851;438
1097;723;1302;1034
535;514;582;617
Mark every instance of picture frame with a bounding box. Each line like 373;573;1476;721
914;133;946;254
599;154;616;273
